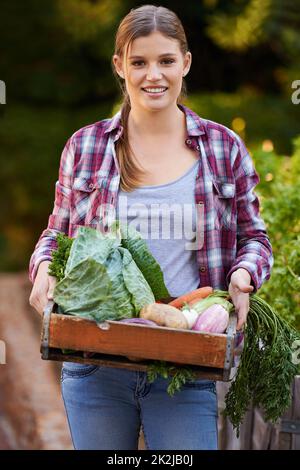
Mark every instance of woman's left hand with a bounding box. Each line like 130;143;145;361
229;268;254;330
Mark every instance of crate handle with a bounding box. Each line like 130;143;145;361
222;310;237;381
40;300;55;360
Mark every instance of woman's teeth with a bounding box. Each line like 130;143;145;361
143;87;167;94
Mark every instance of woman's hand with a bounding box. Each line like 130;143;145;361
29;260;56;316
229;268;254;330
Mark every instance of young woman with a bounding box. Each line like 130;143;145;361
29;5;273;450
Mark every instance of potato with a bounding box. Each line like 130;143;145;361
140;303;188;329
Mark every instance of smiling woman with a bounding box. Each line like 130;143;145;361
111;13;192;191
29;3;273;451
113;33;190;109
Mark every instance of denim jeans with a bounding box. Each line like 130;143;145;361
61;362;218;450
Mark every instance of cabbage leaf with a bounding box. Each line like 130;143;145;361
53;224;158;321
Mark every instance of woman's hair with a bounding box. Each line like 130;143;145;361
111;4;189;191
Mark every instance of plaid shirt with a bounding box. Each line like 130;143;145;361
29;104;273;291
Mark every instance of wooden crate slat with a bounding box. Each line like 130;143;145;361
49;314;227;368
49;349;225;381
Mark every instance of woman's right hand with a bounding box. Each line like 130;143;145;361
29;260;56;316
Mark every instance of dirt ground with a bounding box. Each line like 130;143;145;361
0;272;148;450
0;272;72;450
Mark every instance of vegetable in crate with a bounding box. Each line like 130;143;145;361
48;233;73;281
140;303;188;329
119;318;158;326
48;223;170;322
182;293;233;316
168;286;213;309
179;292;233;332
119;223;170;300
191;304;230;333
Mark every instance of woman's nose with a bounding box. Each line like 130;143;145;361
146;65;162;80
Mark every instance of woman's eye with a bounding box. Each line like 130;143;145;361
131;59;175;66
131;61;144;66
162;59;175;64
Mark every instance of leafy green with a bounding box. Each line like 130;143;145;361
212;291;300;437
51;224;155;322
54;257;116;321
65;226;120;275
147;361;197;396
120;247;156;314
103;249;135;319
48;233;74;281
118;222;170;300
252;137;300;330
181;294;233;314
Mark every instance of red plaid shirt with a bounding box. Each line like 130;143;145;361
29;104;273;291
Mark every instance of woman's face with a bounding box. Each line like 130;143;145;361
113;31;192;112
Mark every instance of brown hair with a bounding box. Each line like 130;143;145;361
111;4;189;191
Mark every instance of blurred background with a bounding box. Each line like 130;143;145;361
0;0;300;450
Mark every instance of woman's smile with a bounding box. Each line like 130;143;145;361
142;86;168;98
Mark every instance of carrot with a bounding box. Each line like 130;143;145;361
168;286;213;309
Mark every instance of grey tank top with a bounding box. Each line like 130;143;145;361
116;160;200;297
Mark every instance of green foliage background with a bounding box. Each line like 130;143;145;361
0;0;299;326
253;137;300;330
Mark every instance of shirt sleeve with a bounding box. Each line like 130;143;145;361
226;135;273;291
28;137;75;284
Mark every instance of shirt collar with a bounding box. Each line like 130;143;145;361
103;104;206;139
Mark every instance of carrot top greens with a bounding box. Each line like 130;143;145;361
215;290;300;436
147;362;197;396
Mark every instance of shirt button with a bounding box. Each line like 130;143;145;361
89;183;94;190
185;138;192;146
200;266;206;273
196;145;200;151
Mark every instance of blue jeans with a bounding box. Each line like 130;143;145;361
61;362;218;450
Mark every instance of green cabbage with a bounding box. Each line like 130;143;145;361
53;223;169;322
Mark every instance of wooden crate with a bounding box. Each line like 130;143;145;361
41;301;237;381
